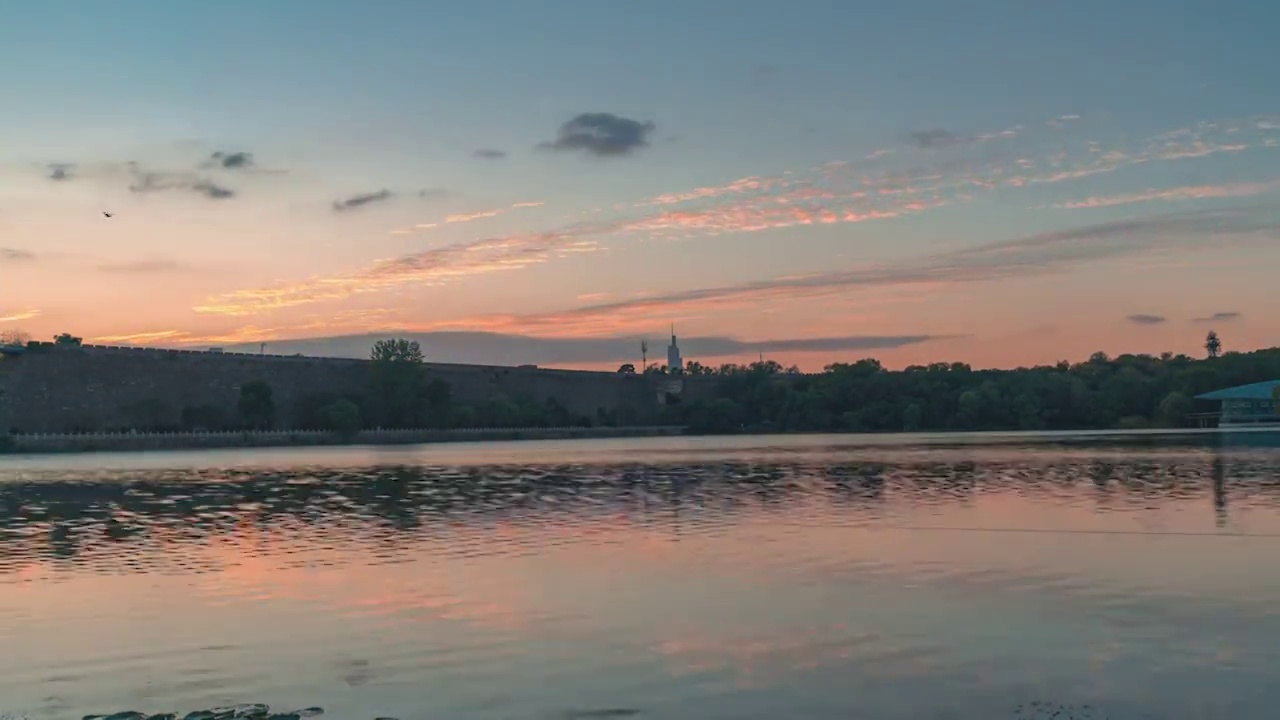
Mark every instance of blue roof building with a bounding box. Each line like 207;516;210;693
1196;381;1280;427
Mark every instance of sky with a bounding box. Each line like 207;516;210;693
2;0;1279;371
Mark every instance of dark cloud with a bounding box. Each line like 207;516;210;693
472;148;508;160
209;151;254;170
1193;311;1242;323
193;179;235;199
98;259;185;274
47;163;74;181
129;171;236;200
538;112;656;157
1126;314;1166;325
418;188;450;200
332;189;393;212
906;129;968;149
218;331;944;366
1;247;36;262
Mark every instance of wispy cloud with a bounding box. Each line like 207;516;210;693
193;226;604;316
192;192;931;316
905;126;1022;149
0;309;40;324
90;329;190;344
1126;314;1166;325
1055;181;1280;209
473;148;508;160
421;208;1277;336
538;112;657;157
97;259;186;274
332;189;392;212
445;209;503;224
1;247;36;262
391;204;539;233
639;176;780;207
1193;311;1242;323
129;170;236;200
906;129;968;149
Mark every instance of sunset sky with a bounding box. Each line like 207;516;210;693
2;0;1279;370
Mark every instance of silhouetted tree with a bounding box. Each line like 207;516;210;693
617;363;636;374
371;338;424;363
0;330;30;346
1156;391;1193;427
321;399;362;439
367;337;435;427
683;361;714;375
661;346;1280;435
53;333;82;346
1205;331;1222;359
238;381;275;430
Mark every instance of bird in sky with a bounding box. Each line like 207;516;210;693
102;212;112;218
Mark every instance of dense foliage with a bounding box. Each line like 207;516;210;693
660;345;1280;434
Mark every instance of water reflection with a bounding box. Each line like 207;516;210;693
1;437;1279;719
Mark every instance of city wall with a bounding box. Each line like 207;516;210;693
0;344;666;433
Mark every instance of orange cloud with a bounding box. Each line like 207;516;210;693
639;176;779;207
511;201;544;208
1055;181;1280;209
0;309;40;323
90;329;190;344
410;208;1271;338
193;229;604;315
445;209;504;224
193;189;929;316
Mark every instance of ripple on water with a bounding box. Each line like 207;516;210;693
2;438;1280;718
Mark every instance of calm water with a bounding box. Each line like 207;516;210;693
3;432;1280;720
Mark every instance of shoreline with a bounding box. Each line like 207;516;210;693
4;424;1278;457
1;425;687;455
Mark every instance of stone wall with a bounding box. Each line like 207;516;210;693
0;344;662;433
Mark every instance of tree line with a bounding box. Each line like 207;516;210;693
13;329;1276;437
658;332;1275;434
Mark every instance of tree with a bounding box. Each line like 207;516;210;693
617;363;636;374
238;381;275;429
0;330;30;346
1205;331;1222;359
371;338;424;363
321;399;362;439
54;333;82;346
901;402;923;431
1156;391;1193;427
683;360;714;375
368;337;431;427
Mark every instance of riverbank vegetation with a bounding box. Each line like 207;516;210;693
662;342;1280;435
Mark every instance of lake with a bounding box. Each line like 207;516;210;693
2;432;1279;720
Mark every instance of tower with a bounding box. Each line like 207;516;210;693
667;324;683;373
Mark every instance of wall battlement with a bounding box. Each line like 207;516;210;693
0;343;664;433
